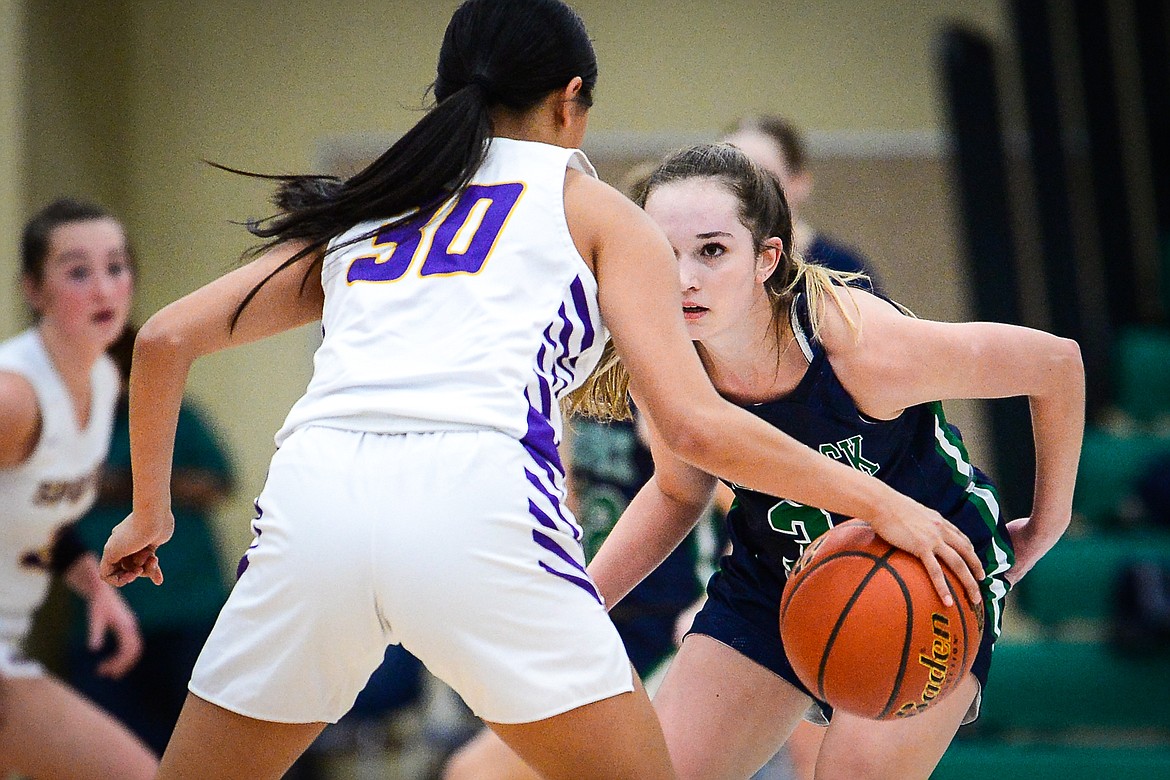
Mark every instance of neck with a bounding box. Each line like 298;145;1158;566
489;94;580;148
697;297;803;405
37;321;102;389
490;115;564;147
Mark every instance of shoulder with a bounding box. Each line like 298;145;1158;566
563;171;666;264
0;371;41;468
815;285;903;358
563;168;639;218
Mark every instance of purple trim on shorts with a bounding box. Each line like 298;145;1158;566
525;468;580;540
538;562;603;604
236;527;261;580
532;529;587;574
528;499;558;531
533;530;602;604
237;507;263;579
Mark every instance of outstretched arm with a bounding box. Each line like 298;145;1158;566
101;241;324;585
822;290;1086;584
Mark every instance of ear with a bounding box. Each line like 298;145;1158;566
556;76;586;126
20;275;43;315
756;238;784;283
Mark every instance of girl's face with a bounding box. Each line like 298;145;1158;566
25;217;134;351
643;177;780;344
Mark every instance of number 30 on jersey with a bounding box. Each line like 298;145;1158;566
348;182;525;284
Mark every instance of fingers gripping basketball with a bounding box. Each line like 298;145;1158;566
778;520;983;720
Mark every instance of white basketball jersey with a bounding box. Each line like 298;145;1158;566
0;329;119;640
276;138;607;459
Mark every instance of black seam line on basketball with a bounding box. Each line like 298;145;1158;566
875;558;915;719
780;550;886;625
945;572;971;681
815;547;899;702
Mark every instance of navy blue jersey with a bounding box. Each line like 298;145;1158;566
720;289;1015;633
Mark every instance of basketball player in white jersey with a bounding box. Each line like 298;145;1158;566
100;2;985;778
0;199;155;779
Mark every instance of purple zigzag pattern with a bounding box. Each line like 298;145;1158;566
533;529;601;604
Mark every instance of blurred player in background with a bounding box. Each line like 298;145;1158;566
0;198;156;779
723;115;880;289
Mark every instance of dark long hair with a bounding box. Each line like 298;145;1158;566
229;0;597;328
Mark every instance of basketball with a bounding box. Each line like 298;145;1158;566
778;519;983;720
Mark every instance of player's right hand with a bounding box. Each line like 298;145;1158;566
100;511;174;586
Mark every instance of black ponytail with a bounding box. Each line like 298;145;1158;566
227;0;597;330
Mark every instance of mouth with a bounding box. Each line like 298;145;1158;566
682;304;708;321
91;309;117;325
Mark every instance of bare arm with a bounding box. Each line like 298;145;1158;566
565;175;985;606
586;413;718;608
0;373;40;469
101;241;324;585
824;291;1085;583
64;552;143;678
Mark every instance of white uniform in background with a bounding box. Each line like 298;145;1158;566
0;328;119;677
192;138;632;724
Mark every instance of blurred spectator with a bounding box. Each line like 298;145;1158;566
723;115;880;290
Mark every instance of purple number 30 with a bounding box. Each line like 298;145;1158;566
347;182;525;284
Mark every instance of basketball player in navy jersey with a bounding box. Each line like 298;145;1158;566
576;143;1082;779
100;3;988;778
436;141;1083;780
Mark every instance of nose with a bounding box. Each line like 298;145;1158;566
678;258;700;292
94;269;126;299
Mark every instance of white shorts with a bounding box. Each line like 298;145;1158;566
190;426;633;724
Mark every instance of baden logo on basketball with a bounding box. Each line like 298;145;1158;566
894;613;956;718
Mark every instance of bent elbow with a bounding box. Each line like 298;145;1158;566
136;308;194;365
654;412;721;466
1054;336;1085;392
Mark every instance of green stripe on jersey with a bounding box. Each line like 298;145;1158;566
929;402;1015;639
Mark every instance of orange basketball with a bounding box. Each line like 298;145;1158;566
778;519;983;720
